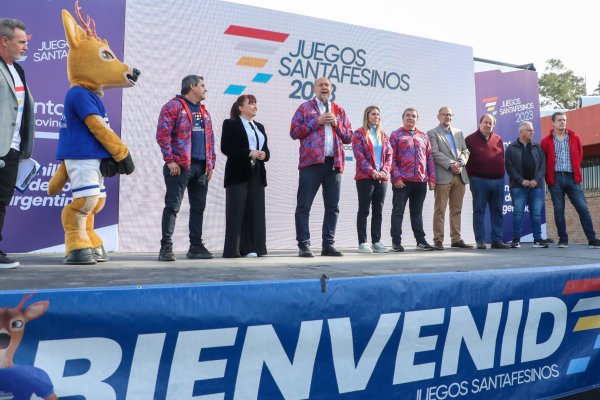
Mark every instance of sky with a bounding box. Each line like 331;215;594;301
229;0;600;94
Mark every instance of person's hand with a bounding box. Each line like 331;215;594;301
207;169;213;182
257;151;266;160
329;114;338;128
521;180;530;187
318;112;337;126
530;180;538;188
450;161;461;174
428;182;436;190
249;150;260;159
394;180;405;189
167;162;180;176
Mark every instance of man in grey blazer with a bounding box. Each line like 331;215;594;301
0;18;35;268
427;107;471;250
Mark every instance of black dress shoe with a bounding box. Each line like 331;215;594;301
64;248;97;265
491;242;511;249
298;244;314;257
321;245;343;256
451;240;473;249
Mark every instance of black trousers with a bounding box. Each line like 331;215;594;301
161;160;208;247
295;158;341;246
0;149;20;242
223;166;267;257
356;179;387;244
390;181;427;245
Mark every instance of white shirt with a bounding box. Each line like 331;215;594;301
317;99;334;157
241;117;265;150
7;63;25;150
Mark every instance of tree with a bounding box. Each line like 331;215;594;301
538;59;586;109
592;82;600;96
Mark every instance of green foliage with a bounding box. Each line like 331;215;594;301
592;82;600;96
538;59;586;109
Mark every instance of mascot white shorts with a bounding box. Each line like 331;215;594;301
65;159;107;199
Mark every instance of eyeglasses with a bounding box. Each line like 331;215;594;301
439;113;453;117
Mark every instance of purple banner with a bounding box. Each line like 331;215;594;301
3;0;126;252
474;69;545;242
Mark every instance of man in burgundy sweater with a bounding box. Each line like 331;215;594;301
465;114;510;249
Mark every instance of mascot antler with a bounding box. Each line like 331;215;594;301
74;0;98;38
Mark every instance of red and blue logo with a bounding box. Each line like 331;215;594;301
223;25;289;95
482;96;498;116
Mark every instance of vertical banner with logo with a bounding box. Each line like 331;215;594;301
474;69;545;243
1;266;599;399
3;0;126;252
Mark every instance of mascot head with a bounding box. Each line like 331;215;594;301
62;0;140;96
0;293;48;368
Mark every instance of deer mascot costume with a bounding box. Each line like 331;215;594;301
0;294;57;399
48;2;140;265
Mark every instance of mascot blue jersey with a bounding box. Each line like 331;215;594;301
56;86;112;160
0;365;54;400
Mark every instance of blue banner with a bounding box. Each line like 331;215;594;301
474;69;545;243
1;266;600;399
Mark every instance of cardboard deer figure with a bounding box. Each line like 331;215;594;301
48;0;140;265
0;294;57;400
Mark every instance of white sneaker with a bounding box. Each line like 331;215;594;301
358;243;373;253
372;242;389;253
0;250;19;269
244;252;258;257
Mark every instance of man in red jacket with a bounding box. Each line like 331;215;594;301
155;75;216;261
289;77;353;257
540;112;600;248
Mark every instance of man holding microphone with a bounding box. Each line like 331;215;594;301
290;77;353;257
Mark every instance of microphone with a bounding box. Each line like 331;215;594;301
324;97;330;113
0;160;5;168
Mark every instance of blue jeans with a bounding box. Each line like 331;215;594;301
548;173;596;241
470;177;505;243
510;187;543;241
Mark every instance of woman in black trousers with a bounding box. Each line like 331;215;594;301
221;94;269;257
352;106;393;253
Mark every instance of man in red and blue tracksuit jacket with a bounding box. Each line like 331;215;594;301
155;75;216;261
289;77;353;257
389;108;436;251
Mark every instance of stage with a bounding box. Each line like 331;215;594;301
1;244;599;290
2;245;600;399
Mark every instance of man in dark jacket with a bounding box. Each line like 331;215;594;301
505;121;547;248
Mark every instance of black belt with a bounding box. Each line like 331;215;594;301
325;156;334;162
555;171;573;175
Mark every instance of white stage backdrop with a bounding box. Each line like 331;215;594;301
119;0;476;252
